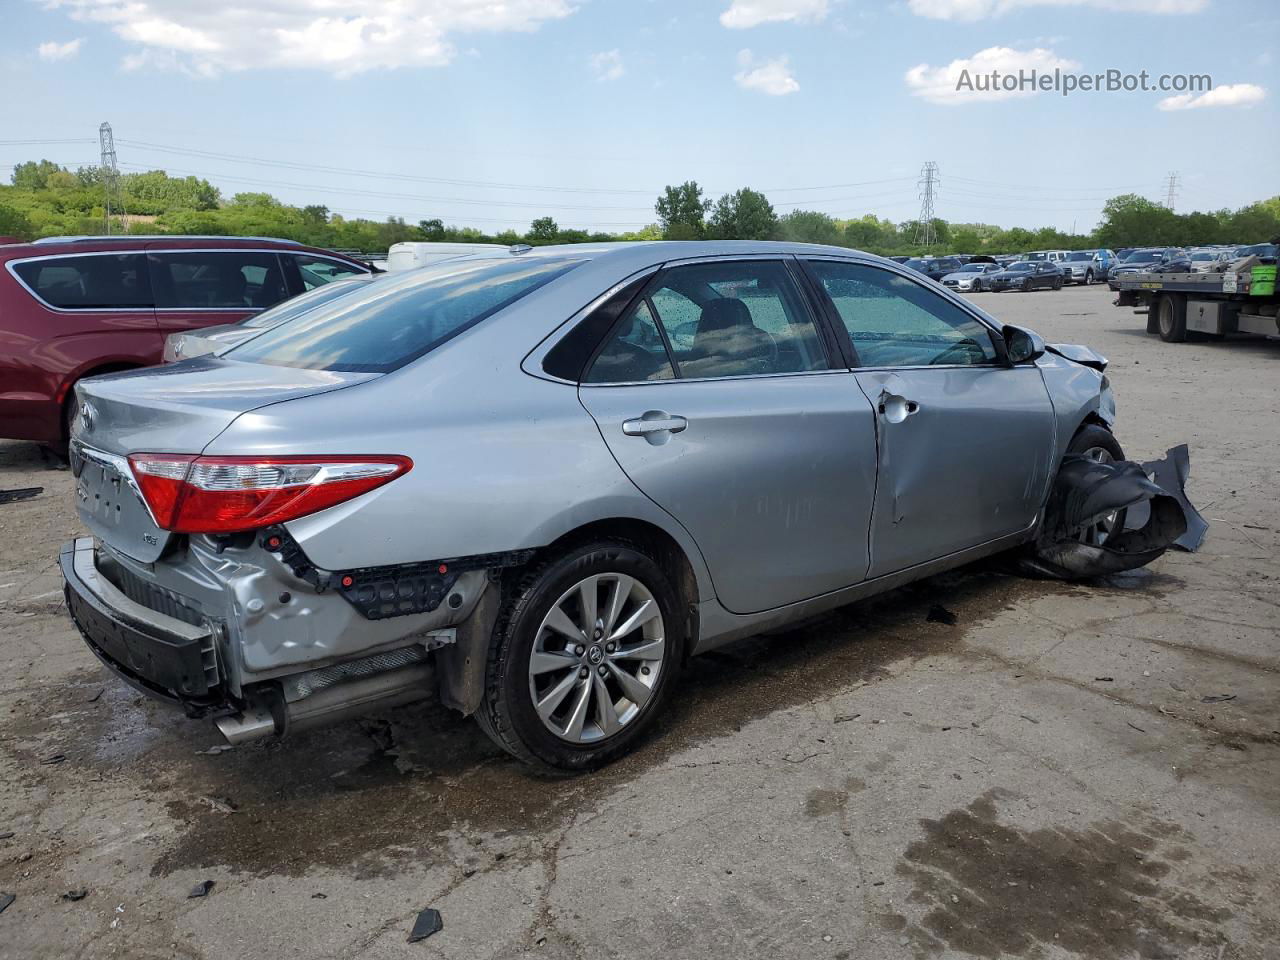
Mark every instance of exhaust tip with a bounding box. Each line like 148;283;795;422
215;703;278;745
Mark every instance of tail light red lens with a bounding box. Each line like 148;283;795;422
127;454;412;534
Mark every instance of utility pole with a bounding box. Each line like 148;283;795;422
99;121;125;234
914;161;939;247
1163;171;1180;212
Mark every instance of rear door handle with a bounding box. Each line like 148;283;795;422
622;414;687;436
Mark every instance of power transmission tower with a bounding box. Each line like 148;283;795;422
99;121;125;234
1163;171;1179;212
914;161;939;247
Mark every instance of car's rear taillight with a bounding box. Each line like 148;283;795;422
128;454;412;534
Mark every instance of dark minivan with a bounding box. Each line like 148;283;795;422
0;236;371;446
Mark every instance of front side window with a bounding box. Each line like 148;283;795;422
226;256;581;373
13;254;152;309
292;254;369;291
151;252;288;309
806;260;998;368
585;260;829;383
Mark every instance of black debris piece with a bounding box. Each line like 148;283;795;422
833;714;861;723
1201;694;1236;704
86;689;104;704
1024;445;1205;580
1094;677;1114;682
926;605;958;626
0;833;13;841
0;487;42;505
1143;444;1208;551
40;754;66;766
61;890;87;902
187;880;215;899
408;907;444;943
311;893;328;900
0;893;13;915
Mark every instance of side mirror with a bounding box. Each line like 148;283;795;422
1003;324;1045;364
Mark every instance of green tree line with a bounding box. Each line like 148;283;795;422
2;160;1276;256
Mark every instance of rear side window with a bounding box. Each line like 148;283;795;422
150;252;288;309
12;254;152;309
226;257;582;373
585;260;829;383
290;254;368;290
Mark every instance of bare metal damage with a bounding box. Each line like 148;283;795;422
1025;444;1207;579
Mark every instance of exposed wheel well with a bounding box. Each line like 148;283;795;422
536;518;702;653
1077;412;1112;435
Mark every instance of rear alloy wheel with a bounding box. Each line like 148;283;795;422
1022;278;1033;292
1052;276;1064;290
477;541;682;770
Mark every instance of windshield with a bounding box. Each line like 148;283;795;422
1189;252;1215;261
225;256;582;373
958;264;985;272
1007;263;1033;272
903;258;926;269
1065;252;1092;261
1024;252;1046;261
241;276;375;329
1122;250;1158;262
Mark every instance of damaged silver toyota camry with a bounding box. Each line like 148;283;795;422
60;242;1202;770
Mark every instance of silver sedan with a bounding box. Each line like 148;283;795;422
63;241;1134;770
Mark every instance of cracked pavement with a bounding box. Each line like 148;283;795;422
0;286;1276;959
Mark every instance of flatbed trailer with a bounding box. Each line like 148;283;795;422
1116;265;1279;342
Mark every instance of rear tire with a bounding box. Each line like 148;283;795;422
477;541;684;771
1052;276;1063;290
1155;293;1188;342
1084;269;1094;285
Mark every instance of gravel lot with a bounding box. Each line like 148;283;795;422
1;285;1276;960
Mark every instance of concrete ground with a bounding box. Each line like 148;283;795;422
0;285;1276;960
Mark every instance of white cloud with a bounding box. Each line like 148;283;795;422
733;49;799;96
37;38;84;61
721;0;828;29
908;0;1206;20
40;0;576;76
1158;83;1266;111
589;49;624;81
905;46;1080;104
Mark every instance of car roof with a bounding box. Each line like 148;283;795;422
0;235;364;264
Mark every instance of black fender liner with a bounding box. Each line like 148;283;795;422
1025;444;1206;579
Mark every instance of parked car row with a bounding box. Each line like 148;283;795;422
0;236;374;447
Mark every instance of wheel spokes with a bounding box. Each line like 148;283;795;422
607;661;652;709
530;650;577;675
609;598;658;643
543;604;585;643
562;677;593;741
536;670;579;721
602;574;634;637
611;637;664;662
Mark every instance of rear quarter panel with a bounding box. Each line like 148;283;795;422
203;313;717;601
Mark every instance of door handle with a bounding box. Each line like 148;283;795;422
622;414;687;436
622;412;687;445
877;394;920;424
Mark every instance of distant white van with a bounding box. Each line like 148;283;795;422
386;241;508;272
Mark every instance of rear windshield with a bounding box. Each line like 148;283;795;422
225;256;582;373
241;276;374;329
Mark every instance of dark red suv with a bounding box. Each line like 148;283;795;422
0;236;372;447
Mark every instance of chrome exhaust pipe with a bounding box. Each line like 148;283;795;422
215;662;433;745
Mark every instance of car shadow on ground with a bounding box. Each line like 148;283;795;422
6;554;1179;881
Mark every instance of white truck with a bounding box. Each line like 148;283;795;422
1114;258;1279;342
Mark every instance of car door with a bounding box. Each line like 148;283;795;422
576;256;878;614
148;248;289;337
801;258;1056;578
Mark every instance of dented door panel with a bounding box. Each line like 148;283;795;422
854;365;1056;578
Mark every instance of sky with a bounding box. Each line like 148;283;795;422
2;0;1276;235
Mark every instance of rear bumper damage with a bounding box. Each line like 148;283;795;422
1026;444;1207;579
59;532;517;741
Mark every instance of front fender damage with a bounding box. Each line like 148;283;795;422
1025;444;1207;579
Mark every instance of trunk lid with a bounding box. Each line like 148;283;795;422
71;356;378;563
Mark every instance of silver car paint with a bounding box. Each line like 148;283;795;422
69;241;1115;698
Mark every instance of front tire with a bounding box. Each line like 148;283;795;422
477;541;684;771
1084;269;1094;285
